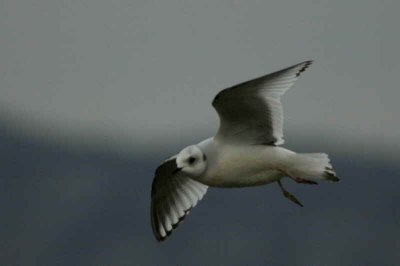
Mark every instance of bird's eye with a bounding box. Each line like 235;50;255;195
188;157;196;164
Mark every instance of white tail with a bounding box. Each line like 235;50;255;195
288;153;340;182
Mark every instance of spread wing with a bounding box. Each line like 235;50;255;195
151;157;208;242
212;61;313;146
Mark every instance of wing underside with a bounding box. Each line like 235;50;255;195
212;61;313;145
151;158;208;241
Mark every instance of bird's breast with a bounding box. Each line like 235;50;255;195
198;144;283;187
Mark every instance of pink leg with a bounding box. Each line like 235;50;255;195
290;176;318;185
277;180;303;207
283;170;318;185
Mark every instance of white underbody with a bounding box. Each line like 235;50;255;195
194;138;297;187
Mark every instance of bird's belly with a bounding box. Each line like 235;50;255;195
202;169;283;188
196;144;289;187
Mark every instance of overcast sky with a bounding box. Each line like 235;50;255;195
1;0;399;156
1;2;399;265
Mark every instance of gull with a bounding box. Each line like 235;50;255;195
150;61;340;242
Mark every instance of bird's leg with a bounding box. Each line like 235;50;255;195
283;170;318;185
277;180;303;207
289;176;318;185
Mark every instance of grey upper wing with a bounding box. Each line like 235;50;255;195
212;61;313;146
151;157;208;242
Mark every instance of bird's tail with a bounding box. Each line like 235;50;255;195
288;153;340;182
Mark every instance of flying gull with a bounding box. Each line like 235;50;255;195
150;61;340;241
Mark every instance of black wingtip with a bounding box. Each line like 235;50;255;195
323;170;340;182
296;60;313;77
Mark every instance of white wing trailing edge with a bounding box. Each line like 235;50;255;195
213;61;313;146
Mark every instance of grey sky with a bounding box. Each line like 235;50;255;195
1;0;399;155
1;2;399;265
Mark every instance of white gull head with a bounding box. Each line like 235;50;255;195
176;145;207;177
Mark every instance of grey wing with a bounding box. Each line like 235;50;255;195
212;61;313;146
151;157;208;242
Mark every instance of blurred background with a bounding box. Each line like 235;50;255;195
1;0;399;265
